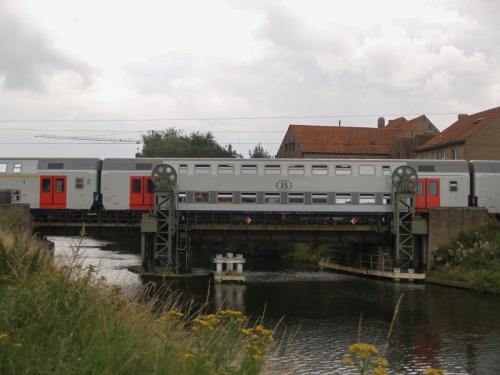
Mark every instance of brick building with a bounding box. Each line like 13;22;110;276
276;115;439;159
416;106;500;160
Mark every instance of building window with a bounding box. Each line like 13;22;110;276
311;193;328;204
194;165;211;174
264;193;281;204
13;164;22;173
241;165;257;175
312;165;328;175
287;165;304;175
432;152;437;160
75;178;84;189
217;192;233;203
132;179;141;193
265;165;281;174
241;193;257;203
429;182;438;196
194;192;210;203
288;193;304;204
335;165;351;175
359;193;376;204
383;194;391;204
0;164;6;173
452;149;458;160
382;166;391;176
135;163;152;170
179;164;188;174
449;181;458;192
56;179;65;193
48;163;64;170
178;192;187;202
335;194;351;204
217;165;234;174
359;165;375;175
42;179;51;193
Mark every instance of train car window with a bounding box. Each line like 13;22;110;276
288;165;304;175
0;164;6;173
359;193;376;204
264;193;280;204
418;165;435;172
217;192;233;203
417;182;423;196
217;165;234;175
194;165;211;174
311;193;328;204
42;179;51;193
449;181;458;192
429;182;438;196
56;179;65;193
335;194;351;204
335;165;351;175
382;166;391;176
288;193;304;204
241;193;257;203
75;178;84;189
48;163;64;170
135;163;152;170
241;165;257;174
265;165;281;175
178;192;187;202
312;165;328;175
13;164;22;173
146;180;154;193
383;194;391;204
179;165;188;174
359;166;375;175
194;192;210;203
132;179;141;193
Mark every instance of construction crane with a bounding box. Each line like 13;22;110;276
34;135;142;144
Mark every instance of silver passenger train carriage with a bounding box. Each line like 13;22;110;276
1;157;500;216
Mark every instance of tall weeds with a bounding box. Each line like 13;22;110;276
0;208;272;374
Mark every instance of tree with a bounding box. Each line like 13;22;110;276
137;128;241;158
248;143;271;158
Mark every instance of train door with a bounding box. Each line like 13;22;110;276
40;176;67;209
130;176;154;210
416;178;440;211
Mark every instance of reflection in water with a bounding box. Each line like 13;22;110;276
214;284;246;311
48;236;500;374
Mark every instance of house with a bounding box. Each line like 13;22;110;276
416;106;500;160
276;115;439;159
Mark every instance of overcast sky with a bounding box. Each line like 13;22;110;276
1;0;499;157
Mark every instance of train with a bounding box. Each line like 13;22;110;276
1;157;499;215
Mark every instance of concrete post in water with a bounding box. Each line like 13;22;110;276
213;252;245;283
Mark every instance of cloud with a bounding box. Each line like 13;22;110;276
0;2;93;92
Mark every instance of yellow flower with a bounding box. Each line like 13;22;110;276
13;343;22;348
159;310;184;321
373;367;389;375
240;328;253;336
182;352;195;361
340;357;354;366
375;357;389;367
0;332;8;341
425;369;445;375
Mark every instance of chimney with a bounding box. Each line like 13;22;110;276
377;117;385;128
458;114;468;120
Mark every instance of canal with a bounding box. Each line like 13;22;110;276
50;235;500;374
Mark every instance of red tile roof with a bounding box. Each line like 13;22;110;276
418;106;500;151
386;117;410;130
289;125;404;155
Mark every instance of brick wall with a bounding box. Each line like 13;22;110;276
465;117;500;160
427;207;489;268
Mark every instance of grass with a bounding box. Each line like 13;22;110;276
0;207;273;374
429;223;500;293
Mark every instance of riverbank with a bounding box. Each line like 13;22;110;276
0;208;272;374
429;223;500;293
